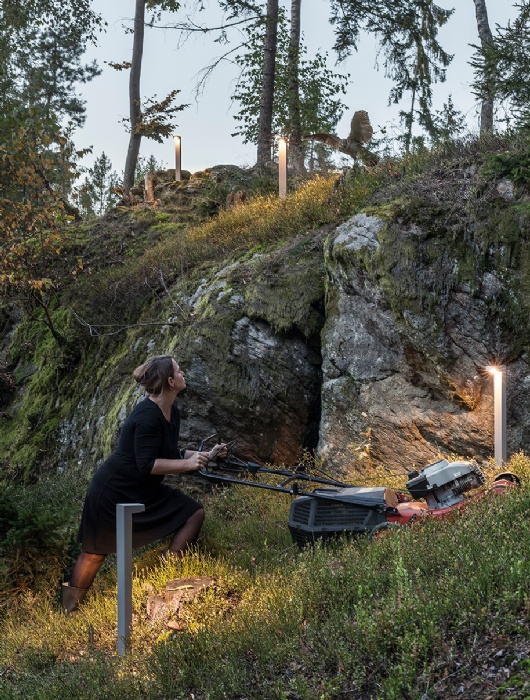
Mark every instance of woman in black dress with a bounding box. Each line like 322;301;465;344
62;355;224;613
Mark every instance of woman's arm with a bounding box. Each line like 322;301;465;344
150;444;226;475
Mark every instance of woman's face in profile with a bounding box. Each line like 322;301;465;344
170;359;186;394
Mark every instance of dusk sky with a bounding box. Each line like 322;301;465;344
77;0;518;176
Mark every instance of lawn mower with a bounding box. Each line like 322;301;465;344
197;440;520;546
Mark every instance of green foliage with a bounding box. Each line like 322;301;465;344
0;307;86;476
429;94;467;144
134;154;167;183
146;0;182;23
232;7;349;163
14;25;101;129
0;106;81;339
472;1;530;130
0;0;102;335
481;135;530;186
330;0;453;152
0;472;84;600
127;90;189;143
0;0;102;151
76;152;121;218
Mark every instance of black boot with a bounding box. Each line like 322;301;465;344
62;582;88;614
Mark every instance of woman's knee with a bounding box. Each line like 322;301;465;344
81;552;107;565
184;507;205;533
77;552;107;568
192;507;205;526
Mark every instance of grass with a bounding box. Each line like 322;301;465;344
67;170;382;326
1;455;530;699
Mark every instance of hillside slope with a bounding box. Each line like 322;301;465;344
0;138;529;482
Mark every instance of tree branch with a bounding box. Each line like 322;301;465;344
70;309;179;337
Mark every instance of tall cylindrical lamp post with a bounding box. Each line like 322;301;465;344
278;137;287;198
487;365;507;465
174;135;182;182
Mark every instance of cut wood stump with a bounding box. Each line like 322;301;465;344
144;172;156;203
146;576;215;627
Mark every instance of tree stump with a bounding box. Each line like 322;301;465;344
144;172;155;203
146;576;215;628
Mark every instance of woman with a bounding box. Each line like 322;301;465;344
62;355;224;613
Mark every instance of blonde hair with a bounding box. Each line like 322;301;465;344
133;355;174;396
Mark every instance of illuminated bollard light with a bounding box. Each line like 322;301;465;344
278;137;287;198
173;135;182;182
486;365;507;465
116;503;145;655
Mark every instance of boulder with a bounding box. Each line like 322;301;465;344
320;209;530;474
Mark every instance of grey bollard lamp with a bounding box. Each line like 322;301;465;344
116;503;145;655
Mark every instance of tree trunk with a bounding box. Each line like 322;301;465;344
473;0;494;136
404;83;416;155
123;0;146;193
144;171;155;203
287;0;304;173
256;0;279;168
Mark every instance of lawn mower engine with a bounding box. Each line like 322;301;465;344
288;486;399;547
406;459;486;509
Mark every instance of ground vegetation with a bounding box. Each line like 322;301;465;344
0;455;530;698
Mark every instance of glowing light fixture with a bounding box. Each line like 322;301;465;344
278;137;287;198
486;365;507;465
173;135;182;182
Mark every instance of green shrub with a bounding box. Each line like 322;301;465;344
481;133;530;186
0;473;85;599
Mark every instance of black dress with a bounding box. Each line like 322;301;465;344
78;397;202;554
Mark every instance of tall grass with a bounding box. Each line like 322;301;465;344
71;171;380;324
1;454;530;699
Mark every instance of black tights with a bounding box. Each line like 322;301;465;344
70;508;205;589
168;507;205;555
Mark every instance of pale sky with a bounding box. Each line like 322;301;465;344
77;0;518;176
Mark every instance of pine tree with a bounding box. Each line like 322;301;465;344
473;1;530;130
77;153;121;219
330;0;453;153
135;154;167;182
16;25;101;128
232;8;349;168
430;95;467;143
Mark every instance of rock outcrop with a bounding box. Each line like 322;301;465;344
320;211;530;474
2;160;530;480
